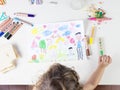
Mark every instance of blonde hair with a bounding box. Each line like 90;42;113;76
33;63;81;90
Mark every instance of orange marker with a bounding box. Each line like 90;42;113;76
0;18;11;30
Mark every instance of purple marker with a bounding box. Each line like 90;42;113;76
36;0;43;5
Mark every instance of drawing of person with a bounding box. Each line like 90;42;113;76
75;32;83;60
68;47;74;56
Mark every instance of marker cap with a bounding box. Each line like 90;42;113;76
4;32;12;39
7;34;12;40
0;32;4;37
4;32;10;38
28;14;35;17
100;50;104;56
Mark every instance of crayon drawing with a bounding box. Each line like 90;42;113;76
29;20;86;63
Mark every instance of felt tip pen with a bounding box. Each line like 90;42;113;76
85;35;90;56
4;22;17;38
0;18;13;37
31;0;34;4
14;12;35;17
36;0;43;5
0;21;13;37
1;19;13;32
0;17;11;29
89;25;95;45
5;22;23;40
14;17;34;27
99;38;104;56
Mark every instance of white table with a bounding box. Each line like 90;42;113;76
0;0;120;85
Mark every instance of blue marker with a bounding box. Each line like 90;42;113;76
14;12;35;17
31;0;35;4
14;17;34;27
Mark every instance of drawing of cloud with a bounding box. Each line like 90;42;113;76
63;31;71;36
42;30;52;36
58;25;68;31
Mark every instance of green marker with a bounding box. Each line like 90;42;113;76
99;38;104;56
100;49;104;56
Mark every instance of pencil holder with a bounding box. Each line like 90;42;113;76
0;0;6;5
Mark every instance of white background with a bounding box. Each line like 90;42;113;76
0;0;120;85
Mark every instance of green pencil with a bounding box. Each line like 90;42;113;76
99;38;104;56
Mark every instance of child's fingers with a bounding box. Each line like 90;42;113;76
103;55;112;65
99;56;101;60
98;55;112;68
99;56;102;62
103;55;107;62
99;55;105;62
101;55;107;62
107;56;112;64
99;55;112;64
99;55;110;63
105;55;110;63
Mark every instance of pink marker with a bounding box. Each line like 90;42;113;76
88;17;97;21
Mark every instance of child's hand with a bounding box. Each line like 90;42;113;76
98;55;112;68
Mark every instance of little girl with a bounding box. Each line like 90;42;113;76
32;55;112;90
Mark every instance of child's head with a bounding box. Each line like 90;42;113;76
33;63;81;90
75;32;82;40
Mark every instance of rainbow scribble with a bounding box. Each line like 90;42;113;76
29;20;86;63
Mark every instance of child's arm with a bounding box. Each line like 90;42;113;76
83;55;112;90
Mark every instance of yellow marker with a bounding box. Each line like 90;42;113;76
89;25;95;44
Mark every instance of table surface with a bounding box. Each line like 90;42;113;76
0;0;120;85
